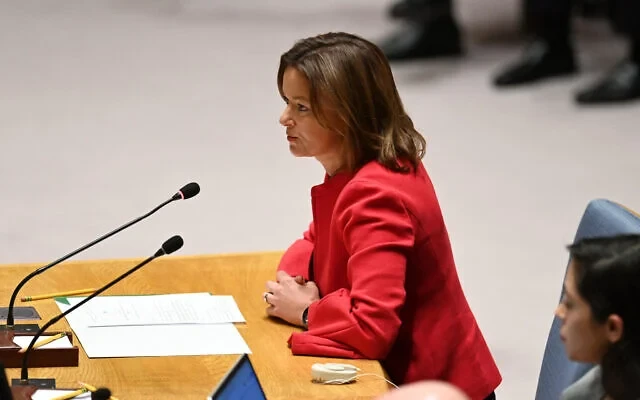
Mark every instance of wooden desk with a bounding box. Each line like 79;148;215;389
0;252;390;399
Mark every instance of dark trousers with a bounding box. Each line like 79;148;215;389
396;0;452;9
394;0;453;22
610;0;640;38
525;0;640;42
397;0;639;38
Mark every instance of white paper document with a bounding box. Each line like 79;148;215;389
55;293;251;358
12;335;74;350
65;323;251;358
62;293;245;327
31;389;91;400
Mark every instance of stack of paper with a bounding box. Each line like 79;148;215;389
55;293;251;358
12;335;74;350
31;390;91;400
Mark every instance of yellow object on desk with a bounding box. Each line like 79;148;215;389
49;387;89;400
21;288;97;302
17;332;66;353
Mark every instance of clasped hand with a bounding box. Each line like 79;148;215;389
264;271;320;327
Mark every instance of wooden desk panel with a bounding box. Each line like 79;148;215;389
0;252;390;399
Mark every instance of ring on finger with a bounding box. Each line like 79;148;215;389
263;292;273;304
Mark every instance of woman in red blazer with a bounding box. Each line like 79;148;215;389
263;32;501;400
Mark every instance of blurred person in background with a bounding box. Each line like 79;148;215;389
377;0;464;61
493;0;640;104
376;0;551;61
378;0;639;104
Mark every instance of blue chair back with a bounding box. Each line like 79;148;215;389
534;199;640;400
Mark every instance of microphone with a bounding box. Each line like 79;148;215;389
2;182;199;333
13;235;184;388
172;182;200;200
92;388;112;400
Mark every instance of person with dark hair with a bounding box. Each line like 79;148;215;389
494;0;640;104
262;32;501;400
556;234;640;399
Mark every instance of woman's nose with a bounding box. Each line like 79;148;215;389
279;109;293;127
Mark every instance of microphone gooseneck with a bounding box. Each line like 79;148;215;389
19;236;184;382
5;183;199;328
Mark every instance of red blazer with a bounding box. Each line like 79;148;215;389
278;161;501;400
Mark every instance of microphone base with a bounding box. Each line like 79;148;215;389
11;378;55;389
0;306;41;326
0;323;41;334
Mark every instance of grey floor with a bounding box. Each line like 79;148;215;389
1;1;639;398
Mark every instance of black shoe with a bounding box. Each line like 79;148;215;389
575;60;640;104
493;41;577;87
379;20;463;61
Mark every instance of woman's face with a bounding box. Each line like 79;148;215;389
555;261;617;363
279;67;344;174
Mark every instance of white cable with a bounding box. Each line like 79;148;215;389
321;373;399;388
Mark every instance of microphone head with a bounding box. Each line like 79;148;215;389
92;388;112;400
161;235;184;255
173;182;200;200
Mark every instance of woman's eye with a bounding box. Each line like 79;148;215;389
297;104;309;112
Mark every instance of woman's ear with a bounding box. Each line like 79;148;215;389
606;314;624;343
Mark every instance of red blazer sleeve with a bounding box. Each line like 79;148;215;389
289;181;414;359
277;221;315;280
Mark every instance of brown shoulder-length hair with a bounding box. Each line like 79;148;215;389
277;32;426;173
